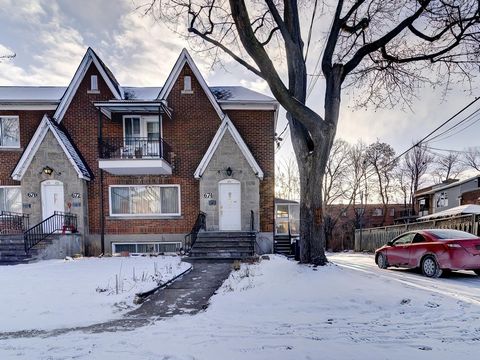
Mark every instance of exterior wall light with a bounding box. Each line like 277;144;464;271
42;166;54;176
225;167;233;177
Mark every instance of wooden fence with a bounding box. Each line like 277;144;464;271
354;214;480;252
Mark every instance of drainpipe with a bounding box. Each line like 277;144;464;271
98;110;105;255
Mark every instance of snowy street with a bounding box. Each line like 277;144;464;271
329;252;480;305
1;255;480;359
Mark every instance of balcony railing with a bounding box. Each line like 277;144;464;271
99;137;172;163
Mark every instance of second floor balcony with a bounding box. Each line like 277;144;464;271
98;137;173;175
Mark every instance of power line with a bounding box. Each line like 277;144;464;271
426;107;480;142
304;0;319;62
361;97;480;182
429;112;480;143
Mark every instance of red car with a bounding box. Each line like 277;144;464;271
375;229;480;278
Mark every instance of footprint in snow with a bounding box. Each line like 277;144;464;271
418;346;433;351
400;298;411;305
425;301;440;308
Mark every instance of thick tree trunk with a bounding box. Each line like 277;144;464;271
288;67;342;265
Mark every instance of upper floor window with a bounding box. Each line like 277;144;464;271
181;75;193;94
372;208;383;217
89;75;99;92
436;191;448;208
0;187;22;213
0;116;20;148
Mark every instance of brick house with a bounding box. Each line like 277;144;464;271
0;48;278;257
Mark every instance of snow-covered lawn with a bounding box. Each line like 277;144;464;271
0;256;190;332
1;255;479;359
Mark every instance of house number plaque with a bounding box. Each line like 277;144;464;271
203;193;213;198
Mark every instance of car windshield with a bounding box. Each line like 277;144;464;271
427;229;479;240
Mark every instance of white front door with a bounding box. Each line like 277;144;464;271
41;180;64;221
219;179;241;231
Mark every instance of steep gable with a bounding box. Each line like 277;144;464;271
159;49;224;120
11;115;91;181
54;48;122;122
194;116;264;180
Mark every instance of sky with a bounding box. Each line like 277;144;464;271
1;0;479;166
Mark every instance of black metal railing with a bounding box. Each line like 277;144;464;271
99;137;172;163
0;211;29;235
250;210;256;255
184;212;206;251
24;211;77;253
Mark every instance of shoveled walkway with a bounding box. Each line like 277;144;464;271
0;258;233;339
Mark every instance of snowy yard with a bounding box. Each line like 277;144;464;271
0;256;190;332
1;255;480;359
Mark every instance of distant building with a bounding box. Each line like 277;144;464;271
414;176;480;217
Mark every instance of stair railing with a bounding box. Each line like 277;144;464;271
24;211;77;253
250;210;256;255
184;212;206;252
0;211;29;235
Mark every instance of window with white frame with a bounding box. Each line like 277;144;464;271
90;75;98;92
182;75;192;93
112;242;181;254
436;191;448;208
0;116;20;148
0;187;22;213
110;185;180;216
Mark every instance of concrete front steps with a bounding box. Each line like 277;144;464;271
189;231;255;259
0;235;32;265
0;235;54;265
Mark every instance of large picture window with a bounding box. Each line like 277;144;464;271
0;116;20;148
110;185;180;216
0;187;22;213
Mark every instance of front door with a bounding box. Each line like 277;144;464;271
41;180;64;221
219;179;241;231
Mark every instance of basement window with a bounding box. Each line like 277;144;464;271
181;75;193;94
112;242;182;255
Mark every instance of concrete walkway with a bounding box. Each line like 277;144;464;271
0;259;233;339
129;259;233;318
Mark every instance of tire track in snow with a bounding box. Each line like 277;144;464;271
330;254;480;306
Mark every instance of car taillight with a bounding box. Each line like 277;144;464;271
446;243;462;248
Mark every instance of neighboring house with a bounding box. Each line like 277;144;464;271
273;198;406;252
0;48;278;256
414;175;480;217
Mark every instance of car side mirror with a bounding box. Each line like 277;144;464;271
387;240;394;246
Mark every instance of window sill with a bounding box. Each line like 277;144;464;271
87;90;100;94
181;90;193;95
106;215;183;220
0;147;22;151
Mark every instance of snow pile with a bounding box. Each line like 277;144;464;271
1;255;479;359
0;256;190;332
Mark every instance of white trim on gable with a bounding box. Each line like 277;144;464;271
11;115;91;181
54;48;122;122
158;48;224;120
194;116;264;180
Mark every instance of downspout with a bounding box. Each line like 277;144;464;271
98;109;105;255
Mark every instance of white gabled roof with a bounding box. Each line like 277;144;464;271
54;48;122;122
194;116;264;180
158;48;225;120
11;115;91;181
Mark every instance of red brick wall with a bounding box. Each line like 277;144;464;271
0;110;52;186
461;189;480;205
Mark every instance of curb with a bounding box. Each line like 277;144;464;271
134;262;193;304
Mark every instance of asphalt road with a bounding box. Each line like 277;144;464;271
329;252;480;305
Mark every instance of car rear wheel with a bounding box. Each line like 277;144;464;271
421;256;442;278
474;270;480;276
377;253;388;269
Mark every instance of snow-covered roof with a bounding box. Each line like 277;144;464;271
0;86;66;102
418;204;480;221
0;85;274;103
210;86;275;103
11;115;91;181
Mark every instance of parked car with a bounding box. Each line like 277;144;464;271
375;229;480;278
